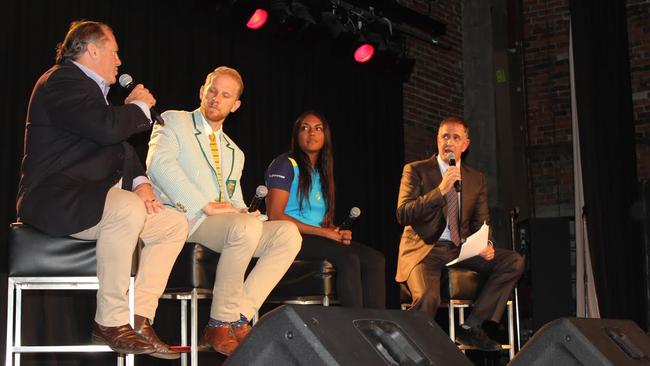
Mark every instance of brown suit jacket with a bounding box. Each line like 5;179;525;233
395;155;490;282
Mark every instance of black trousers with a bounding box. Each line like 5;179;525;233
406;241;524;323
297;234;386;308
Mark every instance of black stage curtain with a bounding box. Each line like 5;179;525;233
569;0;646;328
1;1;405;364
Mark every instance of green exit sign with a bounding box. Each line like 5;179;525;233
496;69;507;83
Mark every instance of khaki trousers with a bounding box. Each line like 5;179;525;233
188;214;301;322
72;188;188;326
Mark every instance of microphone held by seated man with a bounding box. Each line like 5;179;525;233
16;20;188;359
395;116;524;352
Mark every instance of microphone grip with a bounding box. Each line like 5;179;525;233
248;196;263;213
150;107;165;125
339;217;355;230
454;180;461;192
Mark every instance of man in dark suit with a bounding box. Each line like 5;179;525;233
396;117;524;351
16;20;187;358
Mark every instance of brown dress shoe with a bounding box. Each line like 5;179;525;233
231;323;252;343
92;322;156;354
203;324;239;356
134;315;180;360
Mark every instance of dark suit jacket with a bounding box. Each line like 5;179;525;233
395;155;490;282
16;61;151;236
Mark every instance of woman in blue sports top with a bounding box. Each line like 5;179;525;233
265;110;385;308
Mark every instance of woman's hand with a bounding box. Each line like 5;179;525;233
317;227;344;244
338;229;352;245
320;227;352;245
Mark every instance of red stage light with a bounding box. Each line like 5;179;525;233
246;9;268;30
354;43;375;63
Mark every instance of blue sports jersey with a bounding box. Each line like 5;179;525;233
265;153;326;227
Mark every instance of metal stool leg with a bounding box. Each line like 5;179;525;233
14;280;23;366
191;289;198;366
126;277;134;366
5;278;14;366
180;297;188;366
448;303;455;341
458;305;465;325
507;300;515;360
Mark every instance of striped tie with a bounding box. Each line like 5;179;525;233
446;188;461;245
208;133;224;202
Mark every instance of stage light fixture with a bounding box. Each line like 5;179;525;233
354;43;375;63
321;11;346;38
269;0;316;37
246;9;269;29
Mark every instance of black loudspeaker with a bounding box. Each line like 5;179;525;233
510;318;650;365
225;305;472;366
518;217;574;331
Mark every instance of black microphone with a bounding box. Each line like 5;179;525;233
339;207;361;230
448;152;462;192
248;185;268;213
118;74;165;125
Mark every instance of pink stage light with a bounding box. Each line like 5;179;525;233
246;9;268;30
354;43;375;63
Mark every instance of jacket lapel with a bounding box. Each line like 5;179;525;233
221;133;236;183
430;157;447;222
191;110;218;178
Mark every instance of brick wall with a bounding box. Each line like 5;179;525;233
400;0;649;215
400;0;464;163
628;0;650;180
522;0;573;216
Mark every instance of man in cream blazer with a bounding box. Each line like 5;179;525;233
146;66;301;356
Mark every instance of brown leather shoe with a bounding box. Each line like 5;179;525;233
134;315;180;360
92;322;156;354
231;323;252;343
203;325;239;356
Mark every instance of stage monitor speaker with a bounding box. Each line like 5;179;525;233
225;305;471;366
510;317;650;366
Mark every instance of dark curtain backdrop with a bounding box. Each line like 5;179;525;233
1;1;405;364
569;0;646;328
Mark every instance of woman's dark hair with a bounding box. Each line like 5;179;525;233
55;20;110;64
290;110;336;227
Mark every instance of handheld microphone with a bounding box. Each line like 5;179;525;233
448;152;462;192
339;207;361;230
248;185;268;213
118;74;165;125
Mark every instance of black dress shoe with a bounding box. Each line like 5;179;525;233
455;324;502;351
134;315;180;360
92;322;156;354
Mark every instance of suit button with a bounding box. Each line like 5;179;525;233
117;153;125;159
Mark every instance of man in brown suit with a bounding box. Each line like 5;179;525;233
396;117;524;351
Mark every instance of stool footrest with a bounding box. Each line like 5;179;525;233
12;345;116;353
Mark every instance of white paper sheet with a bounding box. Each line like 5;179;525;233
446;222;489;266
